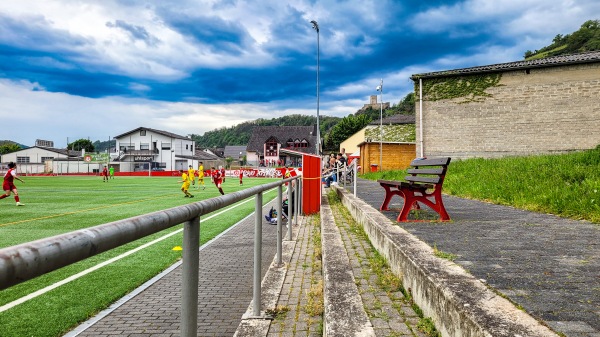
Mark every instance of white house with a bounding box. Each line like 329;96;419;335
1;146;82;174
113;127;198;172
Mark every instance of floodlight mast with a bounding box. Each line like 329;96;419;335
310;20;320;156
377;79;383;171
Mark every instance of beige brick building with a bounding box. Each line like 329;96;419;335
411;51;600;159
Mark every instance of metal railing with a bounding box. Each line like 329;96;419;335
0;176;300;337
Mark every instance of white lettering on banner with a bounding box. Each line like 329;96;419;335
225;168;287;178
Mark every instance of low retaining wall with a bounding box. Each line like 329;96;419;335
333;186;558;337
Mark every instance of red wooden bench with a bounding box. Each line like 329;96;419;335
377;157;451;222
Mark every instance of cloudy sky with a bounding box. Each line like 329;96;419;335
0;0;598;148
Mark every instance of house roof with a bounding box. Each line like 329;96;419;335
223;145;247;158
411;50;600;80
192;150;221;160
23;146;80;157
370;114;415;125
246;126;318;155
114;127;190;140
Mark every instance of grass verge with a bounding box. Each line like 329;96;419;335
361;146;600;223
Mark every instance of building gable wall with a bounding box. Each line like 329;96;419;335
416;62;600;159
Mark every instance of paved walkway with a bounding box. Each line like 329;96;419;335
67;202;282;337
345;178;599;337
65;178;599;337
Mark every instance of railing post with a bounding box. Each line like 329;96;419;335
181;215;200;337
294;179;299;226
353;161;357;197
298;178;303;216
253;192;263;316
276;185;283;266
287;183;293;241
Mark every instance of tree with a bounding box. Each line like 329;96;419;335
0;143;21;155
396;92;416;115
225;157;234;169
68;139;95;152
323;114;372;152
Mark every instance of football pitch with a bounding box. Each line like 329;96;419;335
0;175;279;337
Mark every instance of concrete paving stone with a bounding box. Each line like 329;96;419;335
348;178;600;336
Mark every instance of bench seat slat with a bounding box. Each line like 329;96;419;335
410;157;451;167
407;168;444;175
404;175;441;184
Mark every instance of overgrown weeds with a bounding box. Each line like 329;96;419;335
362;147;600;223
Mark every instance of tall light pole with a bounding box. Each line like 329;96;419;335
310;20;320;156
376;79;383;171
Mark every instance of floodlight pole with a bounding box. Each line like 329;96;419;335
311;20;320;156
377;79;383;171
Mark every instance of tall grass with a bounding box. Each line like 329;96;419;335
362;147;600;223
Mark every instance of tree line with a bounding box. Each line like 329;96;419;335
524;19;600;59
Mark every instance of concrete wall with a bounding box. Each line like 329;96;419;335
334;186;558;337
416;63;600;159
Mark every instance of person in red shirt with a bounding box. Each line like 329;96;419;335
220;166;226;183
102;165;109;182
211;166;225;195
239;169;243;186
1;162;25;206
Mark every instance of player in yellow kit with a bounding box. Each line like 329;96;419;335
197;162;206;190
188;165;196;187
178;169;194;198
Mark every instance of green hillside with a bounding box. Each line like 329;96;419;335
524;19;600;59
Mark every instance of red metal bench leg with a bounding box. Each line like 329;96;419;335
397;190;416;221
379;184;404;211
433;190;450;221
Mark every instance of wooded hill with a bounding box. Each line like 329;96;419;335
192;92;416;152
524;19;600;59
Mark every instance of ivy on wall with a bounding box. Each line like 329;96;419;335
414;73;502;103
365;124;416;143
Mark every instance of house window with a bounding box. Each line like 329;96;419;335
17;156;30;163
41;157;54;163
301;139;308;148
161;143;171;150
186;144;189;150
294;139;300;148
287;138;294;148
140;143;150;150
140;130;146;136
265;139;278;156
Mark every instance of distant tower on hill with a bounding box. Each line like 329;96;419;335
361;95;390;111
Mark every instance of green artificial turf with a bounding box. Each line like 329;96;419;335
0;176;278;337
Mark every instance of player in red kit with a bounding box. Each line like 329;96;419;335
220;166;226;183
1;162;25;206
239;169;243;186
211;166;225;195
102;165;109;182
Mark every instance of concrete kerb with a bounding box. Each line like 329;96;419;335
332;185;559;337
234;217;301;337
321;197;376;336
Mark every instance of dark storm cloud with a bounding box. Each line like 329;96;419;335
106;20;161;46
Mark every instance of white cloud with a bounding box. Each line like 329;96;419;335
0;79;349;147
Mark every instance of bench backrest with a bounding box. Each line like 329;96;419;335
405;157;451;186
